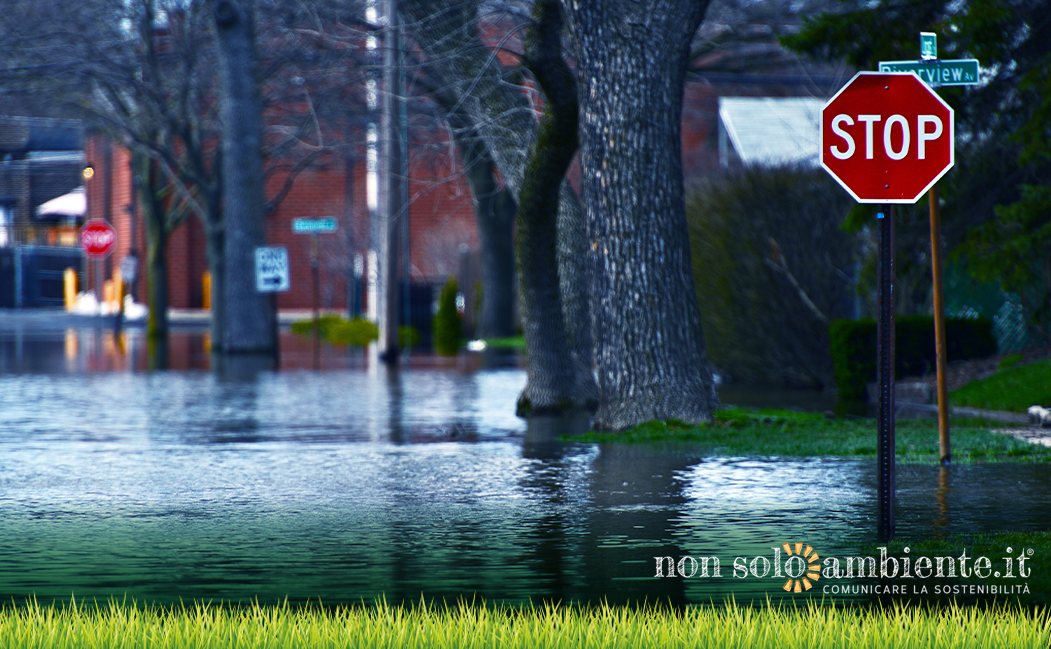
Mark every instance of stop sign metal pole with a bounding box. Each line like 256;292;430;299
96;257;102;320
821;72;955;542
877;206;896;541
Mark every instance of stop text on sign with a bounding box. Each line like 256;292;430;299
828;114;944;161
81;229;115;249
820;72;954;204
80;218;117;257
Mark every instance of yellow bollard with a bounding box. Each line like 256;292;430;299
202;271;211;310
64;328;77;360
113;269;122;312
103;280;114;310
64;268;77;311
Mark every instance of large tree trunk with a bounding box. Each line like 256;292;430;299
515;0;591;413
204;204;225;353
477;185;517;339
401;0;597;409
565;0;718;430
213;0;275;355
137;154;169;344
442;112;517;339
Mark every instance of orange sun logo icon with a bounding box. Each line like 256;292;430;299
781;542;821;592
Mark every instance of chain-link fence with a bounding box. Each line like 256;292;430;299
944;262;1031;354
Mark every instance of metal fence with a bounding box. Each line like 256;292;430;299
0;224;82;249
944;262;1032;354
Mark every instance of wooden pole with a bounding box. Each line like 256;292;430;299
929;184;951;465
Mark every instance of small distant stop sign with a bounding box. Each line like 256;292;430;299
821;72;953;203
80;219;116;258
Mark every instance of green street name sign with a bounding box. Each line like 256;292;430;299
878;59;980;87
292;217;338;234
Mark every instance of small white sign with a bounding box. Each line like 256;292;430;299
255;246;290;293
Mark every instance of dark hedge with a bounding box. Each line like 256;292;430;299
830;316;997;402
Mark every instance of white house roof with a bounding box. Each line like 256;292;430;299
719;97;824;166
35;185;85;218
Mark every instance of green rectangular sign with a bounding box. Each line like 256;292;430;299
292;217;338;234
920;32;937;60
878;59;980;86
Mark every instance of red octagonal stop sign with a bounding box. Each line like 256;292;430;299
80;218;117;258
822;72;953;204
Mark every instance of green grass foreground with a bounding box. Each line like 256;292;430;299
568;408;1051;463
2;599;1049;649
952;359;1051;413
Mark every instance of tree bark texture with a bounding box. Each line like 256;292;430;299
402;0;597;408
213;0;275;354
516;0;595;413
565;0;718;429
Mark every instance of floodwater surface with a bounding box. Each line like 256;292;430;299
0;326;1047;607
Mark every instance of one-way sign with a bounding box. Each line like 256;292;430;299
255;246;290;293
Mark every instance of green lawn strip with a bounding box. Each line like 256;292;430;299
566;408;1051;463
483;336;526;350
2;597;1048;649
952;359;1051;413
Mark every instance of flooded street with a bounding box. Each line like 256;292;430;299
0;324;1048;607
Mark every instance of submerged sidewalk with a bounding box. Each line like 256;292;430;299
902;402;1051;447
0;308;338;330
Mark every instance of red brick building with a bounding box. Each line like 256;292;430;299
84;130;477;312
81;26;843;317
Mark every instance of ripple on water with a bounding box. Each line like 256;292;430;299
0;340;1048;606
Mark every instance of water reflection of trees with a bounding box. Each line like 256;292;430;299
518;415;697;608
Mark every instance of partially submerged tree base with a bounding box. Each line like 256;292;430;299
514;0;598;415
591;391;717;432
516;394;595;419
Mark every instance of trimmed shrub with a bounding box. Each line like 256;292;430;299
398;325;420;349
830;316;997;401
290;315;379;347
433;278;461;356
688;165;858;388
330;317;379;347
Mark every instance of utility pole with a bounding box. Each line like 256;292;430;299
377;0;404;364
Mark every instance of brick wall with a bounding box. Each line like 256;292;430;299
88;131;481;311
